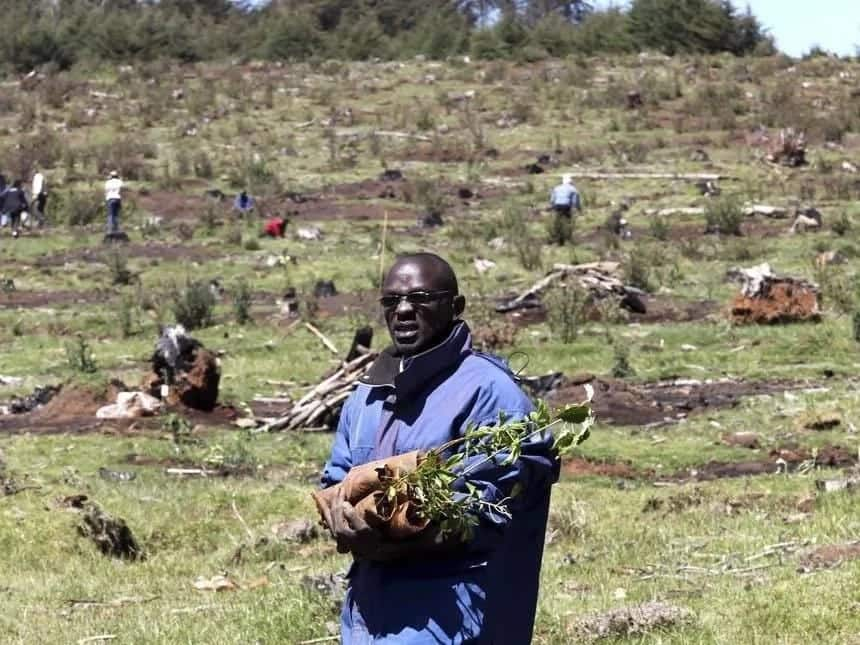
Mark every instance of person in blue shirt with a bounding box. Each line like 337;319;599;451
233;190;255;216
549;174;581;218
320;253;559;644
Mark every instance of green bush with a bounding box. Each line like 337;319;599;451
545;285;587;344
65;336;98;374
704;197;744;236
171;280;216;330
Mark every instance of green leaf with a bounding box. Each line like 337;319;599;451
556;404;591;424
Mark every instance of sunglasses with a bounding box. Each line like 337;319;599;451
379;290;453;308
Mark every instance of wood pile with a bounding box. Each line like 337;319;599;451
496;262;644;313
257;352;377;432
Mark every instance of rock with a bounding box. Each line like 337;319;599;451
690;148;710;162
204;188;226;202
272;519;320;543
473;258;496;274
842;161;858;173
77;502;143;560
98;468;137;482
172;88;184;100
815;250;845;268
418;212;444;228
313;280;337;298
96;391;163;419
457;187;475;200
10;384;60;414
379;169;404;182
488;237;505;251
721;431;761;449
296;226;322;241
524;163;545;175
626;91;643;110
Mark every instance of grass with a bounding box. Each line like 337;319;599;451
1;53;860;643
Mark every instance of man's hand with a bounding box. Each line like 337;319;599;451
329;487;386;558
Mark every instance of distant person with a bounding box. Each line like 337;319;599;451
0;174;7;229
2;180;29;238
262;216;288;238
234;190;255;216
549;174;581;218
32;169;47;227
104;170;123;234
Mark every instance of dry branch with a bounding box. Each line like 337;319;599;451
305;322;339;355
496;262;643;313
256;352;377;432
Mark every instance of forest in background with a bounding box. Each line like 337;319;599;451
3;0;775;72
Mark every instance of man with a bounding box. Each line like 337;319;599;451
32;169;47;227
549;174;581;218
234;190;254;217
105;170;123;234
2;180;29;238
320;253;559;644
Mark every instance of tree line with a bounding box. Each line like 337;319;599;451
2;0;774;73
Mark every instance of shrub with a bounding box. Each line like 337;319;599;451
233;279;253;325
171;280;216;330
832;212;852;237
610;341;635;378
704;197;744;236
118;293;137;338
105;250;134;285
624;246;654;292
545;285;587;344
65;336;98;374
649;216;670;240
501;204;542;271
853;311;860;344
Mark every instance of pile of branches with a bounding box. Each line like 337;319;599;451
496;262;645;313
258;352;376;432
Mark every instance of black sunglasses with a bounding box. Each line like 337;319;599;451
379;290;453;308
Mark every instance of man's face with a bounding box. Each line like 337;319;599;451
381;260;464;356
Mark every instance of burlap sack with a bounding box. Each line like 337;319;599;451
311;451;421;530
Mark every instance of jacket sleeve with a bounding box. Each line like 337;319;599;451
452;390;559;556
320;393;355;488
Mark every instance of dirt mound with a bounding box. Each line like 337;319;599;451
550;376;800;427
32;382;118;423
731;282;821;324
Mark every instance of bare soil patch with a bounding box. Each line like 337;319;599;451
136;190;209;221
550;375;801;427
0;289;113;309
798;542;860;573
290;200;415;222
35;242;219;267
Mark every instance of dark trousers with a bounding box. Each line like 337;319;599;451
9;209;22;231
35;192;47;225
107;199;121;233
552;204;572;218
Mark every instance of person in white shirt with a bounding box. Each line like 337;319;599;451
32;170;46;227
104;170;123;233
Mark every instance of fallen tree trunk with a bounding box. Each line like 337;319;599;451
564;171;732;181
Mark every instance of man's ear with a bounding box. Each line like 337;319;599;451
453;294;466;319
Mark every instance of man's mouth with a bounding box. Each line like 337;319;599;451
393;325;419;342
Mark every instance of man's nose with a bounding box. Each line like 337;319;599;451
394;298;414;316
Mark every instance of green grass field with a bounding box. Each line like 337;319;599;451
2;53;860;643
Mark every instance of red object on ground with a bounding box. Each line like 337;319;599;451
264;217;286;237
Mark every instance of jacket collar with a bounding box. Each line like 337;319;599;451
360;321;472;396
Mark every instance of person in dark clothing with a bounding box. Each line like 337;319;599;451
320;253;558;644
3;180;29;238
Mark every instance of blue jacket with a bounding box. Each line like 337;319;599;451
550;183;580;209
322;321;559;644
